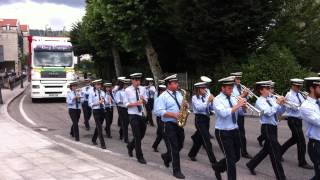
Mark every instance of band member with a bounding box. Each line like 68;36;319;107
89;79;107;149
257;81;275;147
103;82;114;138
211;76;245;180
115;76;126;137
281;79;312;169
188;82;221;180
300;77;320;180
124;73;148;164
155;74;186;179
145;78;156;126
246;81;286;180
66;81;81;141
81;80;93;130
115;79;130;143
230;72;251;158
152;84;168;152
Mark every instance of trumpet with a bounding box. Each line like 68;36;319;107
240;84;259;99
273;94;300;109
236;96;264;117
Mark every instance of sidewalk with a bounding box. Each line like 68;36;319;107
0;84;143;180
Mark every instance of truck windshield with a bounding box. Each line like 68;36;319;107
34;51;73;67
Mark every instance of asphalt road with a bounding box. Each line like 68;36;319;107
8;88;314;180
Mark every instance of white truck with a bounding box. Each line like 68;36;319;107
28;36;77;102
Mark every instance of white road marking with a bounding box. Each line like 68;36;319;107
19;95;37;126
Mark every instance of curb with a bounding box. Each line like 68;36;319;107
4;84;144;180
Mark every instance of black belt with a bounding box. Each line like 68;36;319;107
309;139;320;143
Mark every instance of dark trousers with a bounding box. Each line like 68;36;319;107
152;116;169;150
308;139;320;180
215;129;241;180
247;124;286;180
237;115;248;155
118;107;129;142
128;115;147;159
104;107;113;137
257;126;266;144
281;117;307;165
189;114;218;163
92;109;106;147
81;101;92;127
146;98;154;126
162;122;185;173
69;109;81;141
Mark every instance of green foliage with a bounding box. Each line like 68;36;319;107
75;60;95;73
264;0;320;71
97;0;166;53
241;44;312;94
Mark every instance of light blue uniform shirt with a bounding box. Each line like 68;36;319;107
145;85;156;99
154;90;183;123
192;94;212;116
66;90;81;109
124;85;148;116
88;89;106;109
285;89;304;118
255;96;286;126
300;97;320;141
213;92;239;130
81;86;93;103
104;92;112;109
115;89;126;108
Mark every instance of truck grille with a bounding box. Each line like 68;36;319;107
41;71;66;78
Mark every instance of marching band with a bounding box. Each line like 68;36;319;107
66;72;319;180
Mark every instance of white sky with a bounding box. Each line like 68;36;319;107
0;0;85;30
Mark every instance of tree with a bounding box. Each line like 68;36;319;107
161;0;283;75
264;0;320;71
97;0;164;82
83;1;123;77
241;43;311;94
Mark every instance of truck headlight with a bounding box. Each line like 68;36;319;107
32;85;40;89
31;71;41;79
66;72;76;80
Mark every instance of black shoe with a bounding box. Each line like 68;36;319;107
138;157;147;164
70;132;74;137
189;156;197;161
124;139;129;144
211;163;223;173
209;134;214;139
152;147;159;152
242;153;253;159
75;138;80;142
120;136;123;140
214;171;222;180
299;163;313;169
246;163;256;175
92;140;98;145
173;171;185;179
161;154;170;168
101;145;106;149
85;126;90;131
107;135;112;139
257;137;263;147
127;145;133;157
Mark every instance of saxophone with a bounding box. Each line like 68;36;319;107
177;89;191;127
